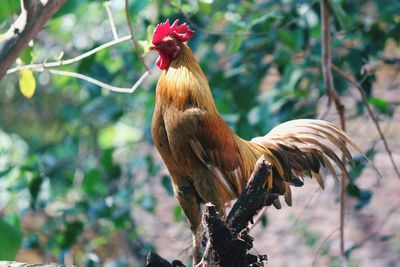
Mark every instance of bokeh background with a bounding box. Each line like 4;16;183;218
0;0;399;266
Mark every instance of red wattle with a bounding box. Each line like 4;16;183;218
156;54;171;70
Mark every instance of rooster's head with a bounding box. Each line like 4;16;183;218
149;19;195;70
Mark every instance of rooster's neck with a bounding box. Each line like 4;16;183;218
156;43;218;112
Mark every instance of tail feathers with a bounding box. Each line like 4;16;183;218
250;119;363;206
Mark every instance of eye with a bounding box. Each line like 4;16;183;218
167;41;174;47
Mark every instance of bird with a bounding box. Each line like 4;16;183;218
149;18;361;264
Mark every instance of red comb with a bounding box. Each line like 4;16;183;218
152;19;195;44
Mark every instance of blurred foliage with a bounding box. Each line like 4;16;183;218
0;217;23;260
0;0;399;266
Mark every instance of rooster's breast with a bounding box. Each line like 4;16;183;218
151;102;208;180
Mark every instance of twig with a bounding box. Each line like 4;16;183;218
31;67;149;94
320;1;347;265
251;186;320;231
312;227;340;267
124;0;149;72
6;34;151;94
318;95;332;119
103;1;119;40
7;35;133;74
332;64;400;180
289;187;320;231
0;0;66;80
345;201;399;254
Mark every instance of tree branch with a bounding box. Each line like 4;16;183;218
7;35;133;74
103;1;119;40
319;1;347;265
124;0;149;71
6;33;151;94
32;67;150;94
145;156;275;267
0;0;66;80
332;64;400;180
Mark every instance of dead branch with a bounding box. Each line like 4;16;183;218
124;0;150;71
5;2;151;93
6;33;150;93
145;156;275;267
0;0;66;80
332;64;400;179
312;227;340;267
226;156;277;237
34;68;150;94
319;1;347;264
6;35;132;74
319;0;344;121
146;252;185;267
103;2;119;40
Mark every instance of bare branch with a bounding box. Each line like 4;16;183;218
318;95;333;119
0;0;66;80
7;35;133;74
320;1;347;264
31;67;149;94
312;227;340;267
332;64;400;180
103;1;119;40
145;157;274;266
124;0;149;71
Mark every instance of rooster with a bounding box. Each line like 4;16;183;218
149;19;359;263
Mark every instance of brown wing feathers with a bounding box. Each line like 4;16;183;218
189;118;360;208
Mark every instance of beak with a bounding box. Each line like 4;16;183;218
148;44;157;51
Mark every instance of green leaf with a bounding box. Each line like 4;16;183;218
261;213;268;228
53;0;87;18
227;36;244;54
368;97;391;114
100;149;121;178
0;1;20;19
0;218;23;260
19;69;36;98
62;221;84;249
161;175;174;196
138;40;150;54
20;46;34;64
198;0;213;14
327;0;350;29
173;205;184;222
277;30;297;50
346;184;372;210
147;24;155;42
98;125;115;149
82;169;102;195
29;174;43;208
250;12;283;27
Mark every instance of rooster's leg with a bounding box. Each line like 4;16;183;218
192;172;228;263
174;183;203;264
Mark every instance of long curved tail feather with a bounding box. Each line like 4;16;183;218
246;119;370;207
